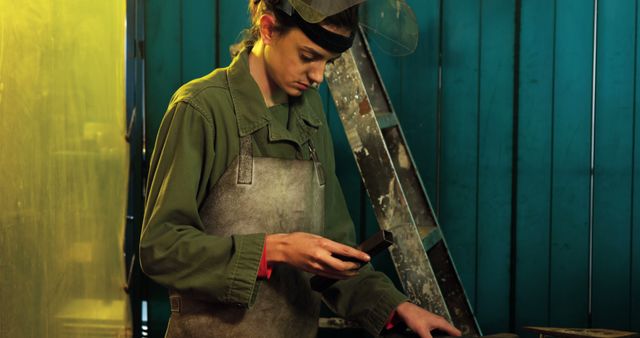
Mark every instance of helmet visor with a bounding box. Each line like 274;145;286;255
360;0;419;56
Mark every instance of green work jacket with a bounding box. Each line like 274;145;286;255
139;48;408;335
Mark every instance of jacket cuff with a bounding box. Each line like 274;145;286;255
225;233;265;307
359;288;408;336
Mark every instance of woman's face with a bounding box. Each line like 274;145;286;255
264;25;349;97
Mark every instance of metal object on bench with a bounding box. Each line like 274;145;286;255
382;332;518;338
525;326;640;338
318;317;360;330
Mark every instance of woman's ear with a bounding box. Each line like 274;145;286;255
259;14;277;45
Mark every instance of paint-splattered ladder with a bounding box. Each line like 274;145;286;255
322;27;481;336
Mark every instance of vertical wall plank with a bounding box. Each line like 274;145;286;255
125;1;146;336
440;0;481;309
549;0;592;327
145;0;182;150
182;0;216;82
633;3;640;327
398;0;441;208
592;0;635;330
218;1;249;67
516;0;554;332
144;1;182;335
368;40;402;114
476;0;515;333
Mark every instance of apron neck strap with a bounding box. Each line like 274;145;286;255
307;139;326;186
237;135;253;185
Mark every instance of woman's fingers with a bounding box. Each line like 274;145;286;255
395;301;462;338
311;253;360;278
323;254;361;271
323;240;370;263
310;236;367;273
323;253;364;271
417;329;433;338
310;267;356;279
306;260;357;279
432;319;462;337
272;232;367;279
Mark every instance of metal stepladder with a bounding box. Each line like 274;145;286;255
322;27;482;336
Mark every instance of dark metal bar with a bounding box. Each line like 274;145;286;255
311;230;395;292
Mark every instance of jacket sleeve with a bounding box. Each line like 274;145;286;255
317;120;408;336
139;101;264;307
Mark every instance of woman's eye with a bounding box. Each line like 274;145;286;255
300;54;314;63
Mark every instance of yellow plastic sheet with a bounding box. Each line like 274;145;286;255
0;1;131;337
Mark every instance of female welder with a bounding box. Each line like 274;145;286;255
139;1;462;337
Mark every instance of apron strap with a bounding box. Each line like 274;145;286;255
237;135;253;185
307;139;326;186
169;293;182;313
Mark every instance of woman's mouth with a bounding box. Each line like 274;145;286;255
294;82;309;91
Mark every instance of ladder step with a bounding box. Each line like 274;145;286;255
422;228;443;251
376;112;399;129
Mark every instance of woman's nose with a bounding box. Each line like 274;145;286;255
308;63;324;85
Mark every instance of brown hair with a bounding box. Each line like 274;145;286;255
230;0;359;57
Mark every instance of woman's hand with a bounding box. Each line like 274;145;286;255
395;301;462;338
265;232;370;279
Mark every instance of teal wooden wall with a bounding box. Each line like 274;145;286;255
142;0;640;336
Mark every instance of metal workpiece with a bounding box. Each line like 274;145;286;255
318;317;359;330
325;28;481;335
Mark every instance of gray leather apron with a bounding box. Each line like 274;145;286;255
165;134;326;338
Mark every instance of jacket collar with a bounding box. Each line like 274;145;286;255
225;48;323;144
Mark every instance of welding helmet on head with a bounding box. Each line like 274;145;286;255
276;0;419;55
